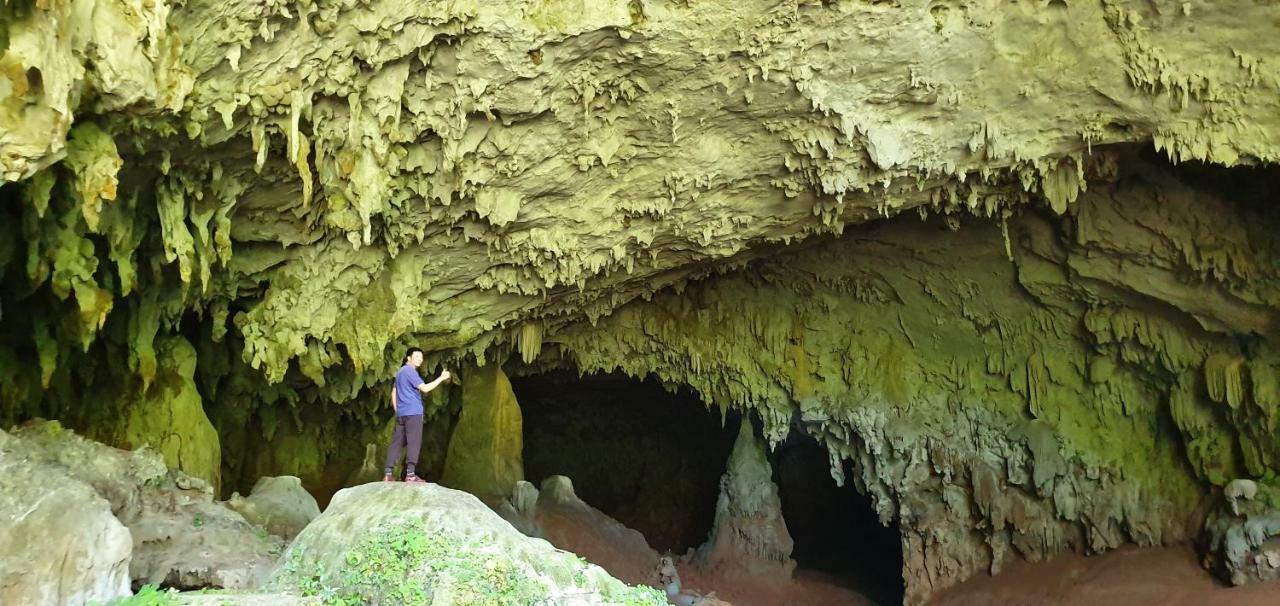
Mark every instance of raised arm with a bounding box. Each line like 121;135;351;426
417;369;452;394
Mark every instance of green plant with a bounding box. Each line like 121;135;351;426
108;585;177;606
275;517;666;606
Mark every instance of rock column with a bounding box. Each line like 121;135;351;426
441;364;524;499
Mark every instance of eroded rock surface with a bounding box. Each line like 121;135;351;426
4;420;281;592
269;481;667;605
508;475;663;587
540;153;1280;602
0;427;133;606
1204;480;1280;586
441;364;525;498
693;421;797;581
5;1;1280;414
226;475;321;540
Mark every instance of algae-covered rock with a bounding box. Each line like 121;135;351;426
4;0;1280;602
117;336;222;493
441;364;524;499
269;482;667;605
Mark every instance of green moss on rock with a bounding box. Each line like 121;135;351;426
116;336;221;492
270;483;665;606
442;364;524;499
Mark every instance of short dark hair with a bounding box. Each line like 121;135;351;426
405;347;423;361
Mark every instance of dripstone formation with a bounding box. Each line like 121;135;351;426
4;1;1280;602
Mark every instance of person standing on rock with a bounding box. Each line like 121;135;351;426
385;347;450;483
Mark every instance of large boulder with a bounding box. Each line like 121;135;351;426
442;364;525;499
0;428;133;606
227;476;321;540
127;480;281;590
269;482;667;605
534;476;662;587
8;420;280;591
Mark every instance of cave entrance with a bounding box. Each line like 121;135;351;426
772;432;906;605
512;370;738;554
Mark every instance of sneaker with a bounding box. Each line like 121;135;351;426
383;473;395;483
404;474;426;484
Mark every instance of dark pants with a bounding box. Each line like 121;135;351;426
384;414;424;477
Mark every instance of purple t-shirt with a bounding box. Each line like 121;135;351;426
394;364;426;417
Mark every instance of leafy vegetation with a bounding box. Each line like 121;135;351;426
107;585;177;606
277;517;665;606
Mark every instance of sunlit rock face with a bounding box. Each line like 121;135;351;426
3;1;1280;603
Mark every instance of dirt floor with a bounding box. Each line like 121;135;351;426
676;545;1280;606
531;488;1280;606
676;564;877;606
533;499;879;605
930;545;1280;606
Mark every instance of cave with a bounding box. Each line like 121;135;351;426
6;1;1280;604
772;433;906;606
513;370;738;554
514;369;907;604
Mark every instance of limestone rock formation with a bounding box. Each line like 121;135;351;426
343;442;385;488
0;428;133;606
441;364;525;498
693;420;797;581
268;482;667;605
226;476;322;540
535;475;663;587
4;420;281;591
113;336;223;493
6;0;1280;422
544;152;1280;602
5;0;1279;401
1204;480;1280;586
499;475;732;606
4;0;1280;603
492;479;545;538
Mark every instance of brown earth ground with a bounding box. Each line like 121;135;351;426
931;546;1280;606
676;546;1280;606
675;564;876;606
579;533;1276;606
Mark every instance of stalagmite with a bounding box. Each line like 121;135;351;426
694;421;797;581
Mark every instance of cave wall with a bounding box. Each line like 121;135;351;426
540;151;1280;602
